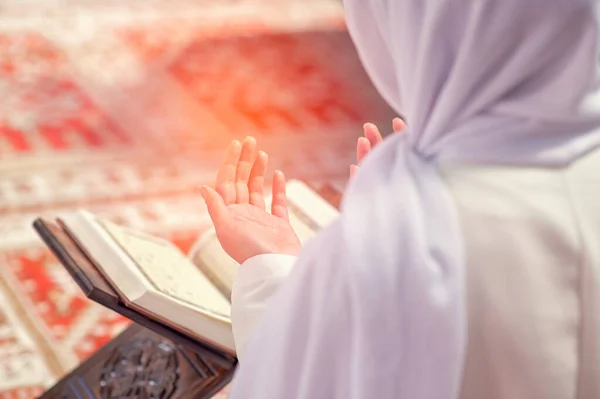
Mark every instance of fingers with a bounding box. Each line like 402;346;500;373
216;140;242;205
200;185;230;227
357;123;381;165
271;170;289;221
393;117;407;132
234;137;258;204
356;136;371;164
356;118;406;167
352;118;408;179
363;123;384;148
248;151;268;209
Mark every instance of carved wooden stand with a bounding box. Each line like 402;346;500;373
33;220;237;399
40;324;235;399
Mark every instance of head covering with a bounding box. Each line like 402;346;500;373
340;0;600;397
346;0;600;162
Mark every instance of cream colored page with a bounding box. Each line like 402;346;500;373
192;235;239;299
99;220;231;317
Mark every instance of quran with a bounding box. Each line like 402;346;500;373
33;180;340;358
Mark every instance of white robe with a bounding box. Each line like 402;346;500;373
226;148;600;399
205;1;600;398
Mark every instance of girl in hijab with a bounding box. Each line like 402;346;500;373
197;0;600;398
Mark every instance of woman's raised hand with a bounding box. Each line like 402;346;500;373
200;137;302;264
350;117;407;177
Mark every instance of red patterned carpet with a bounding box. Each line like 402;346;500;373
0;1;394;397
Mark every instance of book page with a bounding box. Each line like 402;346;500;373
191;180;340;298
99;219;231;319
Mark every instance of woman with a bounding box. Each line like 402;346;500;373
197;1;600;398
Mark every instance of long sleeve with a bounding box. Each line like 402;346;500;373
231;254;297;361
228;220;355;398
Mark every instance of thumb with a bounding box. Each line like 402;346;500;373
200;185;229;226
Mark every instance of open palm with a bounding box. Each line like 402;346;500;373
200;138;301;264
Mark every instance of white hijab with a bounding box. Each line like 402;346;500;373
229;1;600;398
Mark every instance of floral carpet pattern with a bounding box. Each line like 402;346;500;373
0;1;394;397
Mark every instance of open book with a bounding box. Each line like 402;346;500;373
38;180;339;356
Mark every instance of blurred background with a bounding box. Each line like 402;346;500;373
0;0;394;397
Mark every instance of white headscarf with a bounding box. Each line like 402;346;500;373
229;1;600;398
